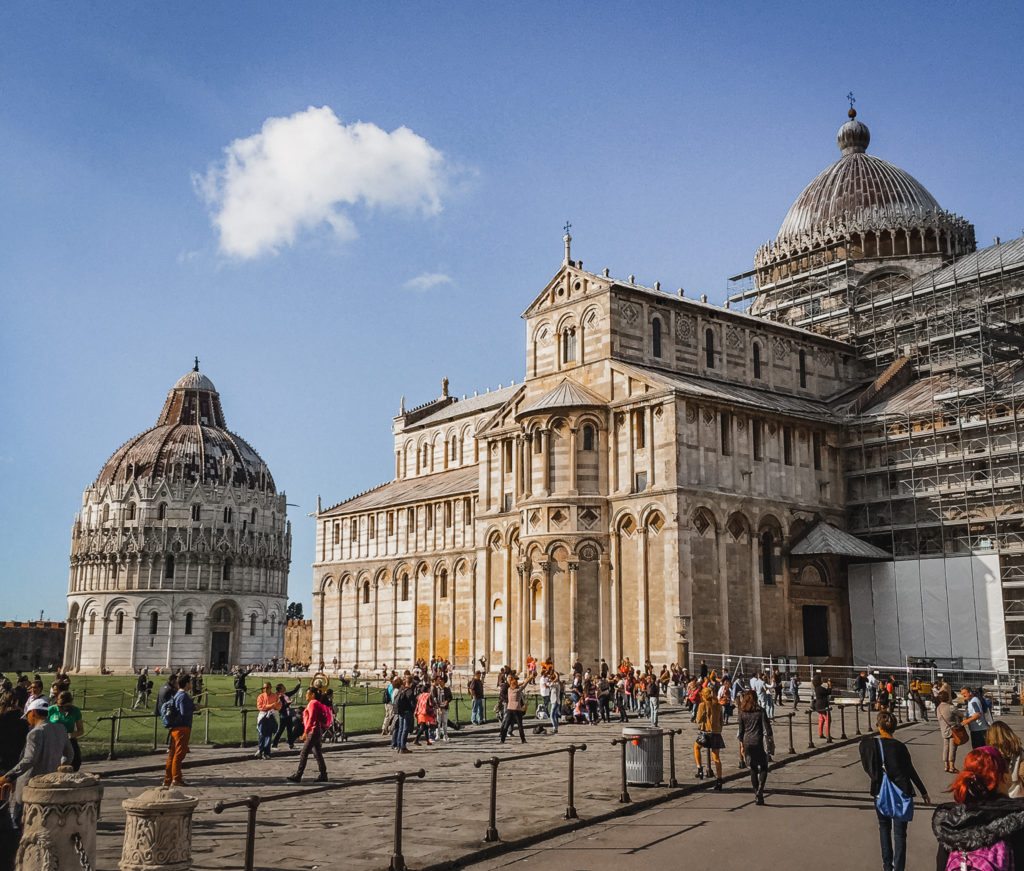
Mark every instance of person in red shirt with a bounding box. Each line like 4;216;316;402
287;689;332;783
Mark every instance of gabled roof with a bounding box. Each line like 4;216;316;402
517;378;607;418
409;384;521;429
614;361;840;423
321;466;478;516
789;521;891;559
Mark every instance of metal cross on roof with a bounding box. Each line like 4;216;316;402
563;221;572;236
193;356;200;372
846;91;856;111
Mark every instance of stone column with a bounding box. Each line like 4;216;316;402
129;615;140;672
429;571;437;662
541;430;551;496
120;785;199;871
17;768;102;871
750;531;763;653
568;427;579;495
564;560;578;664
523;433;533;498
647;406;656;488
541;559;553;661
312;591;324;668
610;532;621;667
373;579;379;669
449;570;457;665
638;529;650;665
164;615;174;671
99;616;111;674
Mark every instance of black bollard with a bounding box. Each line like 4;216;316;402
855;703;862;735
786;713;796;755
614;739;631;803
840;705;847;739
240;709;249;748
807;709;815;749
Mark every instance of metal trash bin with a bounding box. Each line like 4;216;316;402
623;726;663;786
668;685;686;706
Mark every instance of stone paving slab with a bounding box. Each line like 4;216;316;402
89;706;936;871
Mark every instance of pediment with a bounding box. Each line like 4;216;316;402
522;264;611;319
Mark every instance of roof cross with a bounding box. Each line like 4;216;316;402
193;356;200;372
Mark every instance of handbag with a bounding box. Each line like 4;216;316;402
696;730;708;746
951;724;969;746
875;738;914;822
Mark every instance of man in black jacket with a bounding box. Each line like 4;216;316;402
859;710;930;871
155;674;178;718
392;679;416;753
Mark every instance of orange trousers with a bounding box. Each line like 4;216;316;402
164;727;191;783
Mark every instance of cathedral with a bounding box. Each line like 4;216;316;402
312;108;1024;674
65;365;291;673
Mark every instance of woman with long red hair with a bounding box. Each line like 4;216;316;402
932;746;1024;869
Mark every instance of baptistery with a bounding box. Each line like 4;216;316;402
65;363;291;673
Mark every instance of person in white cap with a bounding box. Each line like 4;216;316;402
0;697;72;827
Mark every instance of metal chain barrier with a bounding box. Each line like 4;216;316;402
71;833;94;871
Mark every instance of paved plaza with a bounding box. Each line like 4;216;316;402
80;702;972;871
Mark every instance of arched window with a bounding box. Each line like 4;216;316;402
562;327;577;363
127;502;136;520
799;349;807;388
582;425;595;451
222;558;232;581
115;611;124;635
753;343;762;380
369;515;376;538
251;509;257;524
705;328;715;368
214;606;230;623
223;507;233;523
450;436;458;465
652;318;662;358
102;504;110;523
269;614;276;636
401;573;410;602
249;613;257;636
531;582;540;620
157;502;167;520
761;532;776;585
184;612;193;635
88;612;96;635
191;504;201;521
439;569;448;599
165;555;175;579
333;523;339;545
363;581;371;604
149;611;158;634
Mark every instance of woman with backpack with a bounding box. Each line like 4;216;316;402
961;687;991;750
736;690;773;805
933;746;1024;869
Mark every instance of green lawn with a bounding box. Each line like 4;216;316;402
34;674;524;760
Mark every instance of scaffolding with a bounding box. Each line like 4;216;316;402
730;235;1024;665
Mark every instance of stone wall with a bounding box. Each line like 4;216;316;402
0;621;66;672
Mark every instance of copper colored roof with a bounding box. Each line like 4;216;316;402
93;369;275;491
776;116;942;245
321;465;478;515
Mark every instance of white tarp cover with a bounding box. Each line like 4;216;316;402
847;555;1007;670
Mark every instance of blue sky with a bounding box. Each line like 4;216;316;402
2;3;1022;622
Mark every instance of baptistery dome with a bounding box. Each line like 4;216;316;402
95;363;274;491
65;364;290;674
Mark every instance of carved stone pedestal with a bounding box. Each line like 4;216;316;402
16;766;103;871
120;785;199;871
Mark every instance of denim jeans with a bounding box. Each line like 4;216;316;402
876;809;907;871
257;715;276;756
392;712;412;750
550;696;561;731
472;697;485;724
649;697;659;726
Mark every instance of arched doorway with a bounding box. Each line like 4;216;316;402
208;601;239;672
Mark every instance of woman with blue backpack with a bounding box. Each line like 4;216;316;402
933;746;1024;870
860;709;929;871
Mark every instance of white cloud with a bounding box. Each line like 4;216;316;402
404;272;453;291
195;106;445;259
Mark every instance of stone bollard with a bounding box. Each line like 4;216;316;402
120;785;199;871
16;766;103;871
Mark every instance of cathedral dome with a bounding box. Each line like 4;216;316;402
776;112;942;245
94;364;275;491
